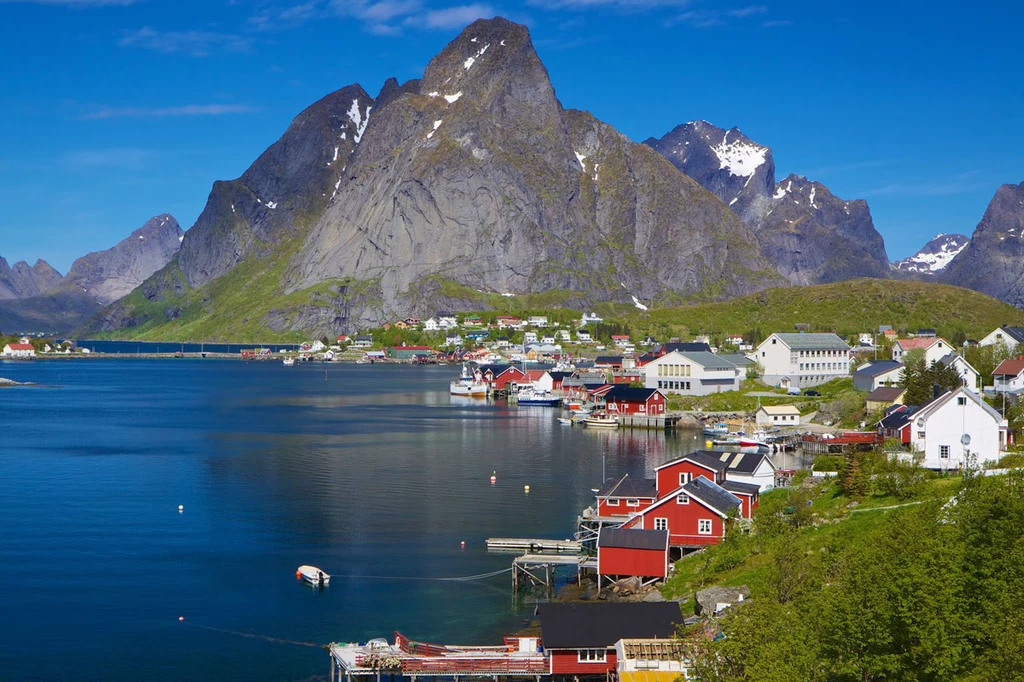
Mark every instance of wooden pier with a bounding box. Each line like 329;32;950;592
802;431;883;455
616;414;682;430
512;554;597;593
486;538;582;553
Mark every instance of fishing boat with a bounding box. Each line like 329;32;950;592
296;565;330;587
516;386;562;406
450;364;488;397
557;417;573;425
702;422;730;436
583;415;618;428
282;357;295;366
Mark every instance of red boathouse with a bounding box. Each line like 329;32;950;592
597;527;670;588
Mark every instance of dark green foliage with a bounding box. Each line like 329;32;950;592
688;471;1024;681
900;354;966;406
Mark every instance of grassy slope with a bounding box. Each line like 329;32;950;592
99;273;1024;344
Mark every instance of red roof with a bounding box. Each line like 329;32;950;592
896;337;942;350
524;369;548;381
994;358;1024;377
6;343;33;350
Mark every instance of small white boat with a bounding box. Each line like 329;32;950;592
282;357;295;366
558;417;573;425
516;386;562;406
297;565;330;587
583;415;618;428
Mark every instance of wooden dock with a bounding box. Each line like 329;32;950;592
486;537;582;553
802;431;883;455
616;414;683;430
512;554;597;592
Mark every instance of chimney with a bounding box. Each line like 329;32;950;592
933;384;945;400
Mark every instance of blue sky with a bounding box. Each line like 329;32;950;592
2;0;1022;272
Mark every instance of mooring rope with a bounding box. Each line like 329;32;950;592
342;567;513;582
182;622;322;648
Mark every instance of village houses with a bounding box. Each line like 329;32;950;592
755;404;801;428
993;357;1024;394
852;360;904;392
980;326;1024;353
755;333;852;389
891;337;952;365
2;343;36;358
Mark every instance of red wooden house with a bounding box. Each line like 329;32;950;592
597;528;669;587
603;386;666;416
622;476;740;548
538;603;682;676
594;474;658;517
722;480;760;518
654;451;759;520
478;364;527;390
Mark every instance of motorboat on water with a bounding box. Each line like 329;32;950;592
702;422;729;436
296;565;330;587
583;415;618;428
516;386;562;406
557;417;573;425
282;357;295;366
450;364;488;397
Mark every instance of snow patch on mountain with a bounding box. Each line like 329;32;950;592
895;234;970;274
710;132;767;177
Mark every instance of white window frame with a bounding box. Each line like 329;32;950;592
653;518;668;531
607;498;619;507
577;649;607;663
679;472;691;486
626;498;640;507
676;494;689;505
939;445;950;459
698;519;713;535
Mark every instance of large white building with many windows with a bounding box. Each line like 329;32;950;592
642;351;741;396
754;333;851;389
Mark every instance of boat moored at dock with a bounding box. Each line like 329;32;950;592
449;364;488;397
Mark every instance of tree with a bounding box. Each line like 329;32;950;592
840;454;868;498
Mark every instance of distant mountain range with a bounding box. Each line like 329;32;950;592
0;215;183;333
893;234;970;277
4;17;1019;340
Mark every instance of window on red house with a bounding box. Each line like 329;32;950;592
578;649;607;663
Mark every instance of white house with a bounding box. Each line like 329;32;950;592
558;329;572;343
852;360;904;392
724;452;777;492
755;333;852;389
540;334;555;345
352;335;374;348
937;353;981;393
907;387;1007;470
527;315;549;328
993;358;1024;393
580;312;603;326
891;337;951;365
424;317;440;331
577;329;593;342
979;326;1024;353
445;332;463;346
436;312;459;329
643;351;741;396
523;331;538;345
755;404;801;428
2;343;35;358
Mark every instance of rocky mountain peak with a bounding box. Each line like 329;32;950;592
895;233;969;276
644;120;775;223
0;257;64;300
65;214;184;305
941;181;1024;306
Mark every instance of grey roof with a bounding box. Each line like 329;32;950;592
724;451;773;474
682;477;742;515
679;351;737;370
722;480;761;496
659;342;713;354
878;405;920;430
598;527;668;550
1001;327;1024;343
772;333;851;351
717;353;756;367
596;475;658;499
853;360;903;378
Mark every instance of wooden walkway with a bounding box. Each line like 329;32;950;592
486;538;582;553
512;554;597;592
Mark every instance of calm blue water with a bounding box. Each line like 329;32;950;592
0;360;703;682
74;340;303;354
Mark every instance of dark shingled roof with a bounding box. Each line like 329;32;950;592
722;480;761;496
596;475;658;499
853;360;903;378
866;386;906;403
658;450;729;473
658;342;713;354
724;451;772;474
1000;327;1024;344
598;527;668;551
594;356;624;365
538;602;682;649
604;385;662;402
682;477;741;515
878;405;920;431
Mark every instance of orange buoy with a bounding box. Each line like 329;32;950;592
296;570;302;579
460;540;465;548
178;616;184;622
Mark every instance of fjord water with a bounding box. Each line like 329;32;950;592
0;361;703;682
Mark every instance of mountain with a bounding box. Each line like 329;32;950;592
88;18;783;341
942;181;1024;306
64;214;184;305
645;121;891;285
0;258;63;300
0;214;183;333
894;233;969;277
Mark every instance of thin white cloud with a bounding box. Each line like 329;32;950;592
859;173;989;198
118;27;254;57
63;148;157;171
528;0;690;8
419;3;494;28
82;104;259;120
727;4;766;17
